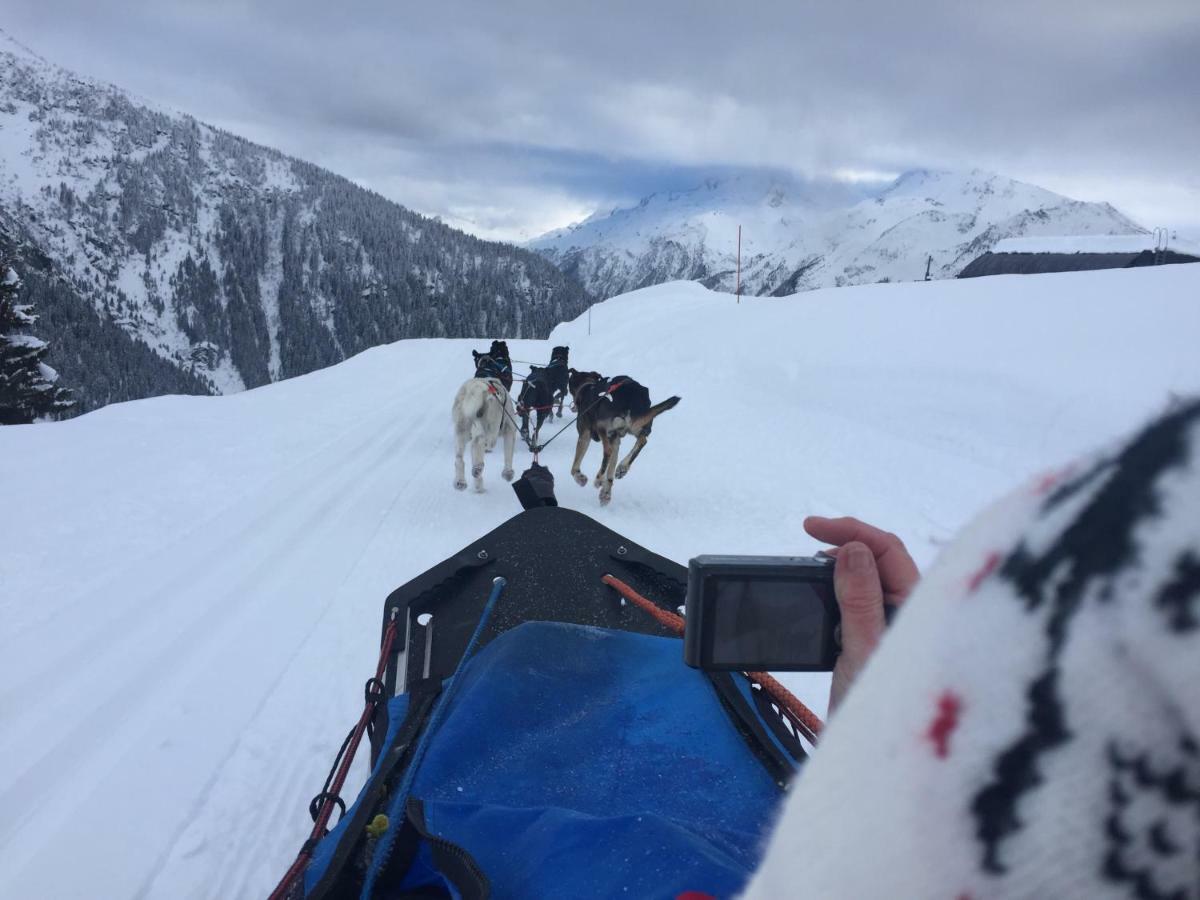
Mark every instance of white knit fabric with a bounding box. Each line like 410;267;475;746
744;401;1200;899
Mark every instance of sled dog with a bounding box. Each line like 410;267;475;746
471;340;513;390
566;369;680;505
453;356;517;492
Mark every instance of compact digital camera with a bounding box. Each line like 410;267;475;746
683;555;840;672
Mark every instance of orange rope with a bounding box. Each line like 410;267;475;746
600;574;824;741
744;670;822;743
602;573;686;632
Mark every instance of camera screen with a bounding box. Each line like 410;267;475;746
709;577;832;668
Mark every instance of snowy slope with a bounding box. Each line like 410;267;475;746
2;264;1199;898
531;169;1145;297
0;30;589;411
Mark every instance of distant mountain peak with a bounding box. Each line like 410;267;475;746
530;167;1143;298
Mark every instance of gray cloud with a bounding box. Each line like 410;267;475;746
5;0;1198;240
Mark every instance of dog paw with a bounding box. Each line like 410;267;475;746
615;464;629;479
454;479;467;491
599;486;612;506
472;465;483;478
502;468;514;481
573;471;588;487
593;475;605;488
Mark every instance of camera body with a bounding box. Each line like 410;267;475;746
683;554;840;672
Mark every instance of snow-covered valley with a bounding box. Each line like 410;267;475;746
0;30;589;413
2;264;1199;898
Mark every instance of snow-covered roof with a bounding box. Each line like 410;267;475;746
992;234;1200;256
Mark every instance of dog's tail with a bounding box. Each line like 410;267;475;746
631;395;680;432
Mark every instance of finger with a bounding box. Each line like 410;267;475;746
805;516;919;603
834;542;886;663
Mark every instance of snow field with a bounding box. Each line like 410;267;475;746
1;264;1198;898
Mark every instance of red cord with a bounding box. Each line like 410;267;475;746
267;618;399;900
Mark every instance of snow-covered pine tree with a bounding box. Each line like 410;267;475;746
0;261;73;424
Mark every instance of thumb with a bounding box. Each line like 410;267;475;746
834;541;886;663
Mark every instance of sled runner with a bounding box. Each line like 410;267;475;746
272;507;807;900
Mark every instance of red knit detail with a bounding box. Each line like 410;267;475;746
926;691;962;758
967;551;1001;593
1034;463;1076;496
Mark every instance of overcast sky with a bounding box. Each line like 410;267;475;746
5;0;1199;242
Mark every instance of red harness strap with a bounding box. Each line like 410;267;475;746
268;618;400;900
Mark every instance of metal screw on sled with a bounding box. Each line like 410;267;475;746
478;549;489;560
616;546;628;556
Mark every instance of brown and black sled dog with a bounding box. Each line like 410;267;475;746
566;369;680;505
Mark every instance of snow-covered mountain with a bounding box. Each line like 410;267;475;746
530;169;1146;298
0;31;591;412
3;264;1198;898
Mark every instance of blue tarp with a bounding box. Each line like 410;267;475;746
310;621;794;899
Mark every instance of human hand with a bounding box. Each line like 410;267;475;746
804;516;920;714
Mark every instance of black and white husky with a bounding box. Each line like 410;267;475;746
452;355;517;492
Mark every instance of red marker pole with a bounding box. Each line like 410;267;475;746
736;225;741;303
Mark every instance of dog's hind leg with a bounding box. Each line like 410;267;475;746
471;432;487;492
594;436;613;488
501;417;516;482
615;433;648;479
454;425;468;491
571;430;591;486
598;434;619;505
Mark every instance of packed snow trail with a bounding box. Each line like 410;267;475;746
2;265;1198;899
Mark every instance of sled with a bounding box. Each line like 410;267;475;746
274;506;807;900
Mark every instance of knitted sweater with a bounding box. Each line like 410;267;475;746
744;400;1200;899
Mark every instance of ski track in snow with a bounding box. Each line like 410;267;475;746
2;266;1199;898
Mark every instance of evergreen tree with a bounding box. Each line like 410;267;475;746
0;261;74;424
